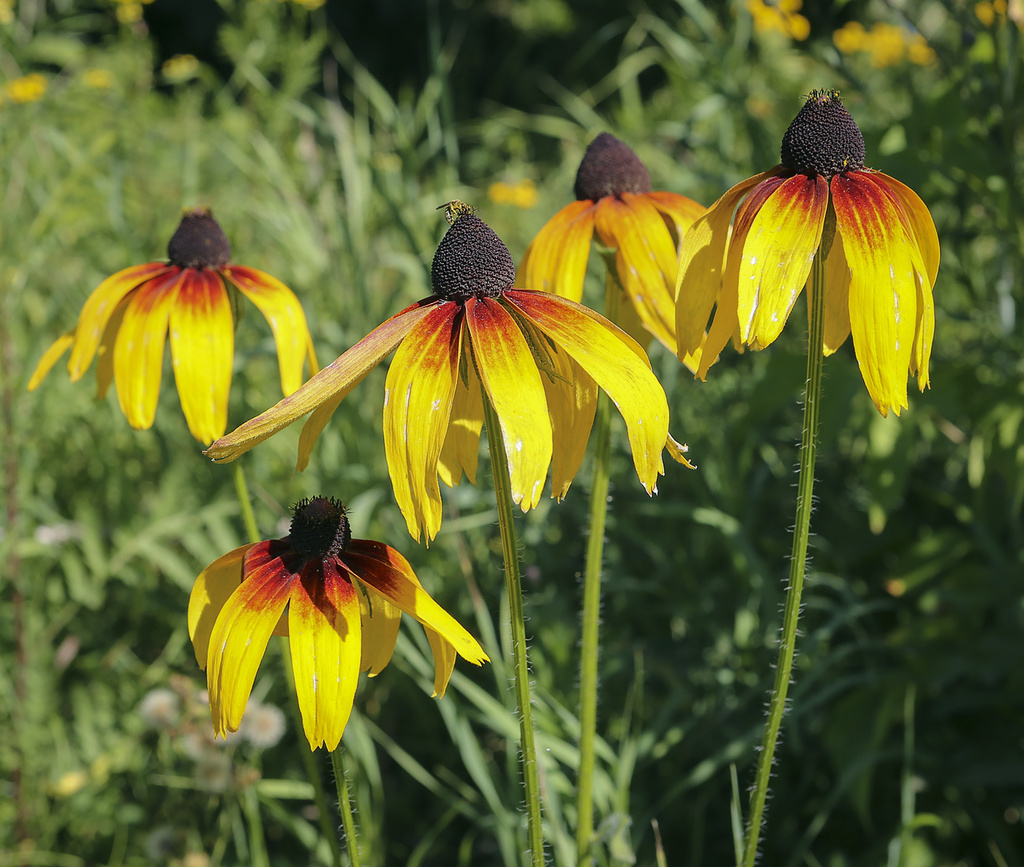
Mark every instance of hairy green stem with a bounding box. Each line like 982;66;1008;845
481;393;546;867
228;462;343;867
741;246;826;866
575;271;620;865
331;748;363;867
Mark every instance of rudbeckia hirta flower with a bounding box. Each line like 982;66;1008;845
188;495;488;751
675;89;939;416
28;207;318;444
207;204;679;543
516;132;704;355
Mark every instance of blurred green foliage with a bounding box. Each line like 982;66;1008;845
1;0;1023;865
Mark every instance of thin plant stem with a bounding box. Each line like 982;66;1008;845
741;243;827;866
331;748;363;867
575;269;621;865
227;461;344;867
481;392;546;867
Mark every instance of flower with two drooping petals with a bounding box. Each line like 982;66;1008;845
29;208;318;444
188;496;488;751
207;204;680;543
517;132;704;356
675;89;939;417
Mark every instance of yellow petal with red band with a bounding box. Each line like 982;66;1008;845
188;544;252;670
383;302;461;543
465;296;553;512
346;539;489;669
170;270;234;444
833;172;920;417
207;545;293;737
516;200;595;300
506;290;667;493
224;265;319;394
113;270;185;430
206;300;436;463
67;262;171;379
288;559;362;751
675;170;776;358
595;193;678;351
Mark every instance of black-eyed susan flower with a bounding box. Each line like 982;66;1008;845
675;89;939;417
207;204;679;543
29;207;317;444
516;132;704;355
188;496;488;751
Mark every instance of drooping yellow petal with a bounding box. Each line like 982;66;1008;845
675;170;778;359
224;265;319;395
206;545;293;737
695;276;740;379
383;302;461;543
207;300;436;464
739;173;829;349
806;222;852;356
27;331;75;391
868;173;936;389
594;193;679;351
169;270;234;445
355;580;402;676
516;200;596;300
832;172;919;416
424;627;457;698
465;296;553;512
288;561;362;751
505;290;668;493
438;355;485;488
645;191;706;250
346;539;488;667
112;270;186;430
187;544;252;669
871;171;940;289
504;301;597;500
94;301;130;399
67;262;172;379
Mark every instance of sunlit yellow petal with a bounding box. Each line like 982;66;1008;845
27;331;75;391
505;303;597;500
645;191;706;249
207;548;293;737
169;270;233;445
67;263;171;379
224;265;319;395
871;172;940;289
465;296;553;511
207;300;436;464
355;581;402;676
505;290;668;493
383;302;461;543
289;561;362;750
595;194;679;351
113;270;185;430
832;173;919;416
739;173;828;348
438;355;485;488
346;539;488;666
516;200;596;300
188;544;251;669
675;170;777;358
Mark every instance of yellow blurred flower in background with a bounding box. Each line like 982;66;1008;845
747;0;810;41
488;179;539;209
4;74;47;104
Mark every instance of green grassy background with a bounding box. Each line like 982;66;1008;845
2;1;1023;865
